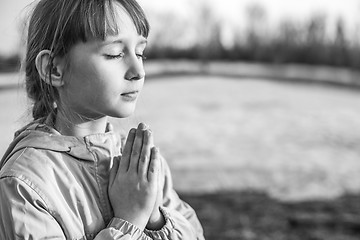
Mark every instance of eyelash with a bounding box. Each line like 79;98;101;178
136;54;147;60
105;53;124;59
105;53;147;60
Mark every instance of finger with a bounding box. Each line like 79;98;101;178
109;156;120;187
138;129;152;176
157;155;164;206
158;154;164;188
129;123;147;171
147;147;160;182
119;128;136;172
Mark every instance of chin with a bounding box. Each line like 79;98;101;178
109;106;136;118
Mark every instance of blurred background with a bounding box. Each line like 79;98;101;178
1;0;360;239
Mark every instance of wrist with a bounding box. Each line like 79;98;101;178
146;208;165;230
114;211;148;231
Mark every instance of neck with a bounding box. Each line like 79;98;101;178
54;110;108;137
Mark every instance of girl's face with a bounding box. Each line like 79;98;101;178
59;3;147;120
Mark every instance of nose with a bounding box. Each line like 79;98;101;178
124;56;145;81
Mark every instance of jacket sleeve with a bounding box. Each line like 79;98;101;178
0;176;152;240
143;157;205;240
94;218;152;240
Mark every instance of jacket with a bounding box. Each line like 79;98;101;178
0;117;205;240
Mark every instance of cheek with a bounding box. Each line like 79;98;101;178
139;80;145;91
65;57;102;89
69;57;97;81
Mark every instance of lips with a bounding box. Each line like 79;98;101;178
121;90;138;96
120;91;139;101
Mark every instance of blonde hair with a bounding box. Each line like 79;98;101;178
25;0;150;120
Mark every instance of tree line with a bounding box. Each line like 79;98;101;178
146;2;360;69
1;2;359;72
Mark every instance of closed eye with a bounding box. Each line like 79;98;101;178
104;53;125;59
136;54;147;60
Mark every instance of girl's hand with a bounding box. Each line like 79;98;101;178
109;123;160;231
146;148;166;230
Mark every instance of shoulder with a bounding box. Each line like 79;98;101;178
0;147;56;208
0;146;81;207
0;147;70;196
1;147;58;176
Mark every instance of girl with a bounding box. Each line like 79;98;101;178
0;0;204;239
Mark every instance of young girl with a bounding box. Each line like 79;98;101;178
0;0;204;239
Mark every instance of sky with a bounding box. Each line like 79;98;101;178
0;0;359;56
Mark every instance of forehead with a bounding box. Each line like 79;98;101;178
109;2;138;34
67;4;146;57
76;0;149;45
102;3;147;45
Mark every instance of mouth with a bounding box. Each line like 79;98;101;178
120;91;139;101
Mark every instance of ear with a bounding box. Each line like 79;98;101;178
35;50;65;87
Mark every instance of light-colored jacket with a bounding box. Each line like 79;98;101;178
0;118;204;240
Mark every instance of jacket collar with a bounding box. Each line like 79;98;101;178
0;114;122;169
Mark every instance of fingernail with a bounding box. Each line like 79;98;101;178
144;129;151;137
138;122;147;130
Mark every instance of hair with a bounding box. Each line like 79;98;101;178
25;0;150;120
